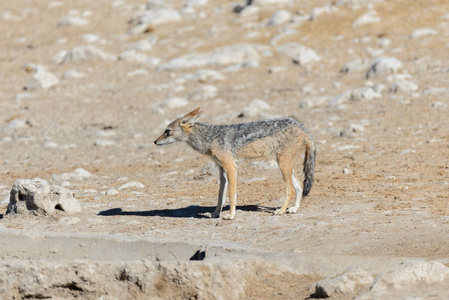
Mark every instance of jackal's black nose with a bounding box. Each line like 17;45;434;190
154;140;157;145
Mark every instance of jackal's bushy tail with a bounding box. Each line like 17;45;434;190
302;137;316;197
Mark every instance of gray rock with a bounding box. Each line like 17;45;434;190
51;45;116;64
277;42;320;65
6;178;81;215
24;66;59;90
366;57;402;78
158;43;259;70
313;267;374;298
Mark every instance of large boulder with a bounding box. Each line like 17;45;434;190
6;179;81;216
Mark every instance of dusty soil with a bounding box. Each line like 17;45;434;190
1;0;449;298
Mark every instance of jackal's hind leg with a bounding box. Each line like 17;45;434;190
274;151;295;215
287;172;302;214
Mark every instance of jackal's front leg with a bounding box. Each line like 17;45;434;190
221;160;237;220
206;166;227;218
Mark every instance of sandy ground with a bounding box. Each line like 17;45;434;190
1;0;449;298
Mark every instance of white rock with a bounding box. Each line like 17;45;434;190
341;58;369;73
340;124;365;137
267;10;291;26
432;102;447;108
130;37;158;51
411;28;438;39
59;217;80;225
58;16;89;27
187;85;217;101
424;87;449;95
63;69;87;79
94;139;117;147
158;43;259;70
185;0;208;8
309;5;339;20
252;0;296;5
81;33;100;43
118;182;145;190
366;57;402;78
3;119;29;131
156;97;188;110
270;29;298;45
277;42;320;65
118;50;150;63
249;160;278;170
389;80;418;93
238;5;259;17
353;10;381;28
2;11;22;21
51;168;92;183
350;87;382;101
43;141;59;148
51;45;116;64
6;178;81;215
299;97;329;108
194;69;226;82
313;267;374;298
24;66;59;90
126;69;150;77
370;261;449;292
242;99;270;117
105;189;119;195
130;8;182;34
328;87;381;106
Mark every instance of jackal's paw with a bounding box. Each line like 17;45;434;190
273;209;286;215
222;213;235;220
205;212;220;218
286;207;299;214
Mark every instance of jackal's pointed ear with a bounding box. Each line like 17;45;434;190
181;107;202;125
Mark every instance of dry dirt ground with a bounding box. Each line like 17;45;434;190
1;0;449;299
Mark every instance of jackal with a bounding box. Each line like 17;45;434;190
154;108;316;220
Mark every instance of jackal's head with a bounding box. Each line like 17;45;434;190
154;107;202;146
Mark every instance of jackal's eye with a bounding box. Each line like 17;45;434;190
164;129;171;137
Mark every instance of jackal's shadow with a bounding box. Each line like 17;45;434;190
98;205;274;219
